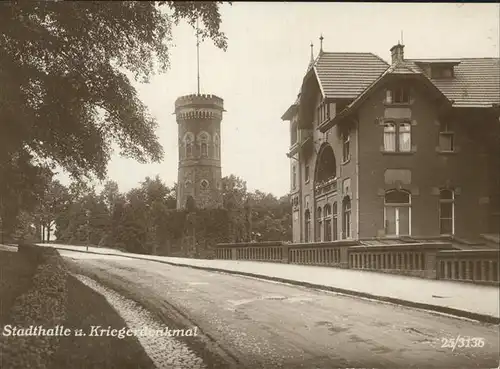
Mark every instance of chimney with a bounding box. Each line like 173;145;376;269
390;43;405;64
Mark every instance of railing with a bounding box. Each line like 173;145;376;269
215;240;497;284
436;250;500;284
288;241;356;267
314;177;337;196
348;242;454;279
216;242;285;262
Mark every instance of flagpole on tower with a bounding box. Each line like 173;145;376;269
196;17;201;95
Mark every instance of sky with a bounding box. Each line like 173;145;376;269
56;2;499;197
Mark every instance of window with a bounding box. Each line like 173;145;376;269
292;165;297;190
332;202;338;241
432;66;454;79
384;121;412;152
184;133;194;158
384;190;411;236
315;144;336;184
440;189;454;235
342;196;351;239
305;164;310;183
304;209;311;242
439;121;454;152
342;129;350;162
384;123;396;152
317;102;330;124
324;204;332;241
214;134;220;159
200;179;210;190
386;87;410;104
316;207;322;242
398;123;411;152
198;132;209;157
201;142;208;157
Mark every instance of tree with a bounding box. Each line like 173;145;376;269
0;1;228;181
0;150;51;243
36;179;71;242
221;175;248;209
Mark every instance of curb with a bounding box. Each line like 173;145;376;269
50;245;500;325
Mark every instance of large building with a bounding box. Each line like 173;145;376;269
175;93;225;209
282;42;500;243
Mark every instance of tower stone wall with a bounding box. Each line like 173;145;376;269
175;94;224;209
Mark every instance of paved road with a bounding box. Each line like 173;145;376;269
62;250;500;369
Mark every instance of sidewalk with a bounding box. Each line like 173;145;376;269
39;243;500;324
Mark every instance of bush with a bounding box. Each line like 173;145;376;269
0;245;68;369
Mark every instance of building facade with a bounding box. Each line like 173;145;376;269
282;43;500;243
175;94;225;209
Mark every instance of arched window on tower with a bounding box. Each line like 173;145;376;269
214;134;220;160
198;132;210;158
184;132;194;158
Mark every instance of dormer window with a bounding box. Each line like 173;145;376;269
386;87;410;105
431;66;454;79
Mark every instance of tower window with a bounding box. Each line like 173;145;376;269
198;131;210;158
200;179;210;189
184;132;194;158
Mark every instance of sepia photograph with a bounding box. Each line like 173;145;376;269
0;1;499;368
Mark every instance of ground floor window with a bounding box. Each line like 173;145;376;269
304;209;311;242
342;196;351;239
316;207;322;242
384;189;411;236
324;204;332;241
440;189;454;235
332;202;338;240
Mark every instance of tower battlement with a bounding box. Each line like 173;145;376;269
175;93;224;111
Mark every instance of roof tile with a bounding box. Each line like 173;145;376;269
314;52;389;99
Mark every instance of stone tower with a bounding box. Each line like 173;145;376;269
175;93;224;209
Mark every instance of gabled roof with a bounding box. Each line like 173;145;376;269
408;58;500;107
319;60;451;132
314;52;389;99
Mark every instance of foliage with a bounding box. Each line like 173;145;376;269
0;150;51;243
35;172;291;254
0;1;228;181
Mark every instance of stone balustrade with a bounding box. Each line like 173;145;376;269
288;241;357;267
216;242;285;262
215;240;498;284
436;250;500;285
347;242;454;278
